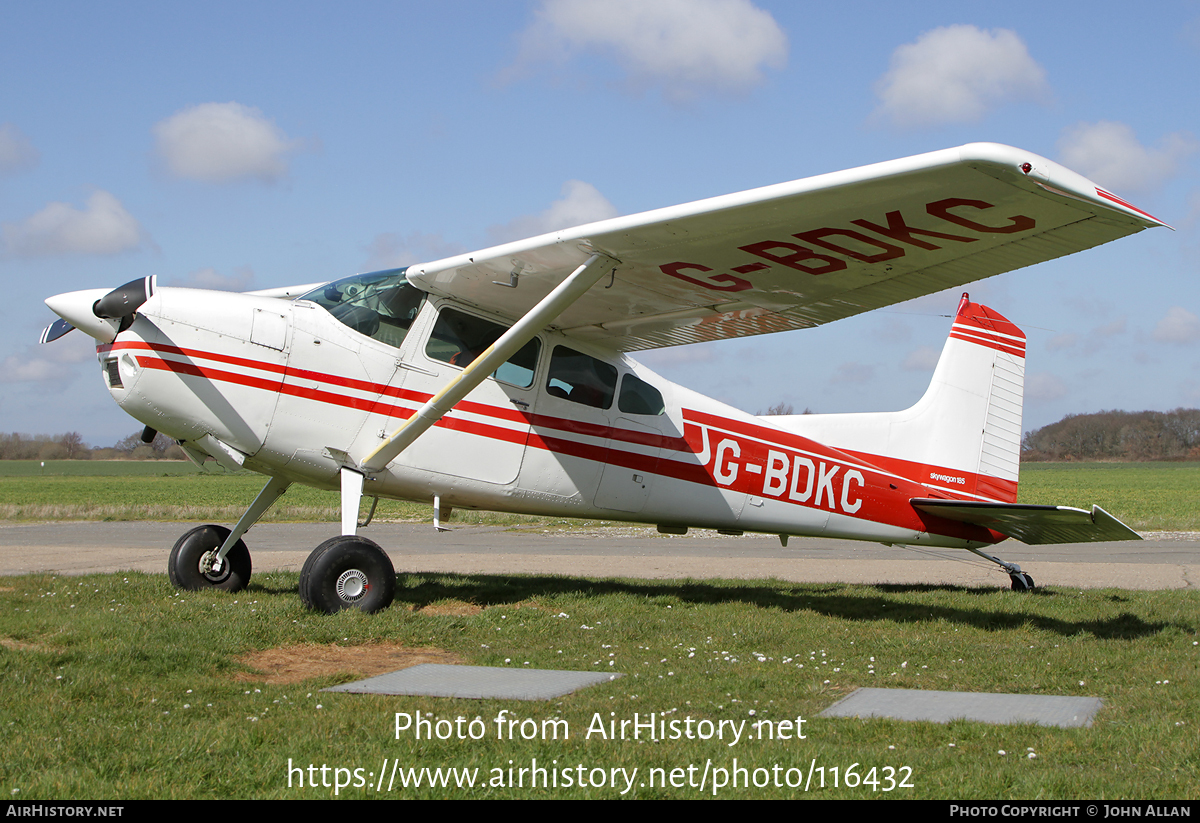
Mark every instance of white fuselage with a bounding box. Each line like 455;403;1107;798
97;287;996;550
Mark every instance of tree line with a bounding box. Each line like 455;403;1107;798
5;407;1199;463
1021;408;1200;462
0;431;185;461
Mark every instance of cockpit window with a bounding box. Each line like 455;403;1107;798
300;269;425;349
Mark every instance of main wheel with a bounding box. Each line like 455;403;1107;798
168;525;252;592
299;535;396;614
1009;572;1035;591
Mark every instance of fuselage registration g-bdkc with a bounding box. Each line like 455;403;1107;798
42;143;1166;613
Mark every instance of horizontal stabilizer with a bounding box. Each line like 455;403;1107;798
911;499;1141;544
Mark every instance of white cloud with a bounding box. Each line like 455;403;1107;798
362;231;467;271
1182;379;1200;406
0;123;39;174
1089;316;1127;341
830;362;875;384
1152;306;1200;344
507;0;787;101
1056;121;1198;193
0;335;93;384
1046;333;1077;352
154;102;299;183
639;342;721;367
2;191;146;257
871;317;912;344
872;25;1048;128
172;266;255;291
489;179;618;244
901;345;940;372
1026;372;1067;402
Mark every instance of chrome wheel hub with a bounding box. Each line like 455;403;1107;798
336;568;369;602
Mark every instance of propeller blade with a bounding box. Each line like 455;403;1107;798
39;318;75;344
93;276;156;321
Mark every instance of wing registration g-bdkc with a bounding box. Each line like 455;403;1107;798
42;143;1166;612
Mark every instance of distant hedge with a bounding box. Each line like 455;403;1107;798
1021;408;1200;462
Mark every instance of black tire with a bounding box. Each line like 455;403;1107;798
168;525;252;592
1010;572;1035;592
299;535;396;614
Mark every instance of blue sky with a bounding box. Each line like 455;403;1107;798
2;0;1198;447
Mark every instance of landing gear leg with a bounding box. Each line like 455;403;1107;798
167;475;291;593
966;546;1036;592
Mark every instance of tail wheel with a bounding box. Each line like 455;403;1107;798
1009;572;1035;592
168;525;252;593
299;535;395;614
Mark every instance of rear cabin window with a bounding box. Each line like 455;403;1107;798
425;307;540;388
546;346;617;409
618;373;665;416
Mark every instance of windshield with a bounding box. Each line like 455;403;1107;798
300;268;425;349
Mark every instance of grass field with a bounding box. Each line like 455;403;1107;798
1;570;1196;799
0;460;1196;532
1017;462;1200;531
1;461;1197;799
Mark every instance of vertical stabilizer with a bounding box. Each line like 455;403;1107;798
770;294;1026;502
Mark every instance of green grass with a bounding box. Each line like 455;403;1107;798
0;460;203;478
0;462;604;527
1017;462;1200;531
0;572;1196;799
1;460;1196;532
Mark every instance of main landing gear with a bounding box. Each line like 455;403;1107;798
164;470;398;614
967;545;1037;592
299;535;395;614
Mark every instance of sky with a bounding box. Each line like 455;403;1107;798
2;0;1198;448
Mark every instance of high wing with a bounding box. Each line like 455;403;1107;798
406;142;1166;352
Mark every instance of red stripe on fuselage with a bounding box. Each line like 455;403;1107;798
113;341;689;452
120;340;997;540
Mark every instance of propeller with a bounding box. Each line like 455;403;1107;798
39;318;75;344
41;276;156;344
92;276;156;330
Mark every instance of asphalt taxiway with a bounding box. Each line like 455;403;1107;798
1;521;1196;589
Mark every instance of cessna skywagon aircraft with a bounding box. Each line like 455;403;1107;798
41;143;1165;613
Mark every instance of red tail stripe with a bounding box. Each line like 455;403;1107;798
955;301;1025;340
948;330;1026;357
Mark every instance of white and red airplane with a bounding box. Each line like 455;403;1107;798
40;143;1166;613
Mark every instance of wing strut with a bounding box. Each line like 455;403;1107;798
359;251;619;472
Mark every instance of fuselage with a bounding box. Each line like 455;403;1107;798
92;277;998;550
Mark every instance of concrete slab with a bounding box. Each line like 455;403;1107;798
819;687;1103;728
324;663;623;700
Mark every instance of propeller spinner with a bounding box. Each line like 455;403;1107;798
42;276;156;343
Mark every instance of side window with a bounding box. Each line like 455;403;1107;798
546;346;617;409
618;373;665;416
425;308;540;388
